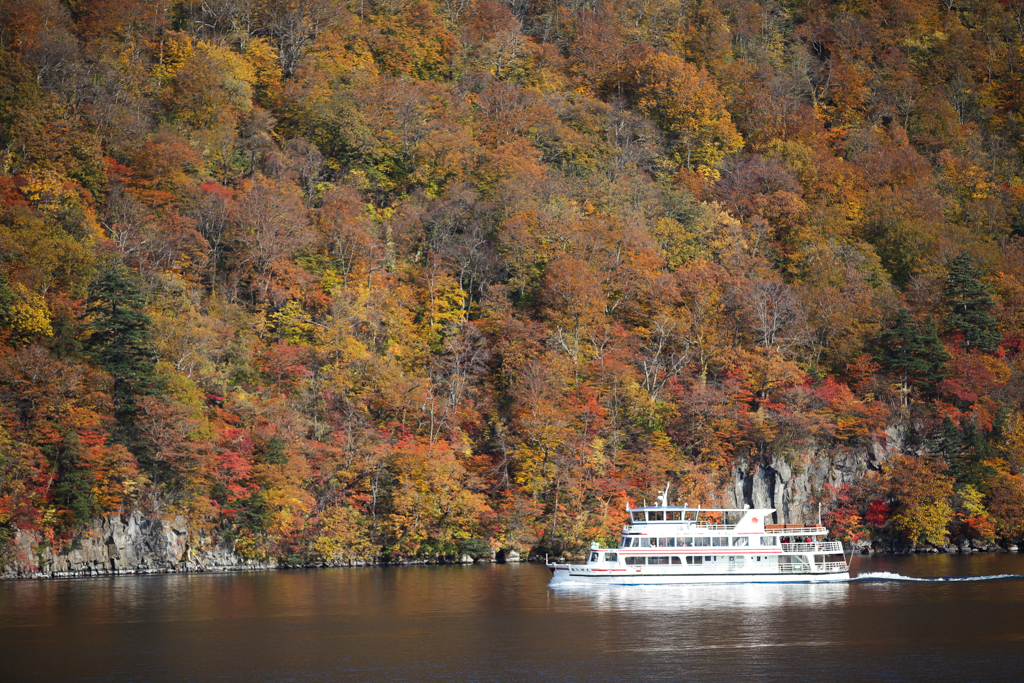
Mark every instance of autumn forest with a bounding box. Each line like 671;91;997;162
2;0;1024;567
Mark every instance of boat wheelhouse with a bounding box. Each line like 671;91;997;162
548;486;850;585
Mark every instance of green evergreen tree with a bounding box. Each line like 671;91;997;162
0;273;15;331
46;433;98;529
84;264;160;423
928;417;997;489
957;421;997;490
943;254;1000;352
874;310;950;406
930;416;964;463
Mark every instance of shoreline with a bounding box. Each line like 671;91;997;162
1;554;535;581
4;511;1019;580
6;544;1021;580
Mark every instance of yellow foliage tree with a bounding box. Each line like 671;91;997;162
649;216;706;269
417;261;467;349
627;52;743;169
160;38;256;128
312;505;373;563
884;455;954;546
384;437;489;556
4;282;53;343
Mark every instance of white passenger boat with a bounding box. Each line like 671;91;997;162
548;486;850;585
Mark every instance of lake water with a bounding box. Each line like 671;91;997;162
3;554;1024;682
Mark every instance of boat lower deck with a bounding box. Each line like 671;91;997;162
549;566;851;585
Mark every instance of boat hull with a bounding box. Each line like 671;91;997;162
548;566;850;585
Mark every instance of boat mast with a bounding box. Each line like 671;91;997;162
656;482;671;507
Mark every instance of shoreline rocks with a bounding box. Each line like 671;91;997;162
845;540;1021;556
1;511;533;579
2;511;275;580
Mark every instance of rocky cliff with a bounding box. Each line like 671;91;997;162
1;512;513;578
728;431;899;526
2;511;272;579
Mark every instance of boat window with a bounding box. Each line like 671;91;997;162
666;511;681;521
712;537;728;546
590;552;599;562
679;537;693;547
687;556;702;565
732;537;748;546
619;537;630;548
671;557;682;565
649;556;669;565
639;538;650;547
658;538;675;547
631;511;646;522
649;511;664;521
760;536;777;546
605;553;617;563
684;511;698;521
695;537;710;547
625;556;645;565
705;556;712;562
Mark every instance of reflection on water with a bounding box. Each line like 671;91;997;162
551;580;852;612
2;555;1024;682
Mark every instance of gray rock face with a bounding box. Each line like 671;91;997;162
727;428;902;526
2;511;273;579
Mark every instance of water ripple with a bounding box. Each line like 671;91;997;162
853;571;1024;582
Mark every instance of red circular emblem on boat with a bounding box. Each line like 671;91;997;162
752;517;758;523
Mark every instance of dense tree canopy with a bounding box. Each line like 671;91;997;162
2;0;1024;562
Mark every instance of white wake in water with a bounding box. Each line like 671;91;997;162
853;571;1024;582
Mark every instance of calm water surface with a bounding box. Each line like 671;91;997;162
2;554;1024;682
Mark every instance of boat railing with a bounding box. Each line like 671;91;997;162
765;525;827;535
816;561;849;572
622;522;739;532
778;561;848;573
781;541;843;553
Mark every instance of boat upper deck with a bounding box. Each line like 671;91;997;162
624;506;826;536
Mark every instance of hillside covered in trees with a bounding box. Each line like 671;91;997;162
2;0;1024;567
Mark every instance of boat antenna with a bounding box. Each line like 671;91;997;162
818;502;822;527
656;482;671;507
